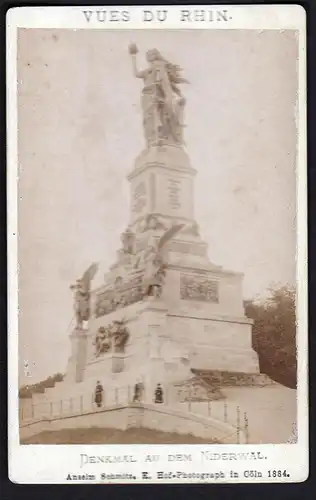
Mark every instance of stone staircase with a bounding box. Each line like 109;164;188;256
190;369;275;387
170;375;224;402
167;368;275;405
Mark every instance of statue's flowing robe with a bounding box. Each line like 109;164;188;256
140;61;185;145
155;61;174;114
155;61;186;138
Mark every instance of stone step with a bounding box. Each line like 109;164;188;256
190;369;274;387
170;376;224;402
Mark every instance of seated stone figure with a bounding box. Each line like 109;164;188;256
94;327;111;356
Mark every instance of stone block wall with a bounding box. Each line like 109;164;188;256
20;403;245;444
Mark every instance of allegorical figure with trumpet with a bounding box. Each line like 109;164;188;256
128;44;188;146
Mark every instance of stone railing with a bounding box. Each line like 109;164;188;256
19;387;248;444
20;402;247;444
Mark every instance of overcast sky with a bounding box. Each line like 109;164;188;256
17;28;298;384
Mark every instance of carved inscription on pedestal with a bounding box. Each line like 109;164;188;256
180;273;219;303
149;173;156;212
132;181;147;214
168;178;182;209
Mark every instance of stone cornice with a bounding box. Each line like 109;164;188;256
69;328;89;338
168;262;244;277
127;145;197;180
168;311;254;325
127;161;197;180
130;212;196;228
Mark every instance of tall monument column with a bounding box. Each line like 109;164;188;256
65;327;89;383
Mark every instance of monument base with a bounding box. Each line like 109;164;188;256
36;295;259;415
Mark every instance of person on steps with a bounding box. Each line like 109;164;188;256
154;383;164;404
133;382;141;403
94;380;104;408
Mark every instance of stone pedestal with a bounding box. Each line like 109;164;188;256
112;354;125;373
65;327;89;384
127;145;196;226
55;141;260;406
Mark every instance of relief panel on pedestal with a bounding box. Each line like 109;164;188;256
180;273;219;303
94;274;144;318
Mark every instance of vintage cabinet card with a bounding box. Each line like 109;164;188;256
7;5;307;484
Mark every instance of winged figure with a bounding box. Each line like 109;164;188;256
142;223;184;260
70;262;99;328
139;213;168;233
142;223;185;297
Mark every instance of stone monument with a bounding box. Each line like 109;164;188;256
48;46;260;405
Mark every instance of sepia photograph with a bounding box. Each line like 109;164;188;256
7;6;307;483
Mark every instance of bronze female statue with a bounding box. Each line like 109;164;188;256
128;44;188;146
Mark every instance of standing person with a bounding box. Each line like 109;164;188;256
94;380;104;408
133;382;140;403
154;383;164;404
133;380;145;402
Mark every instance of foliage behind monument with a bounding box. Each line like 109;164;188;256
19;372;65;398
245;285;296;388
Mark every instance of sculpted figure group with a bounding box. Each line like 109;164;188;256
93;222;185;318
93;319;130;357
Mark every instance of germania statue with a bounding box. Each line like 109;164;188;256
128;44;188;147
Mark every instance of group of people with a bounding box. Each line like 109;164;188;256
93;381;164;408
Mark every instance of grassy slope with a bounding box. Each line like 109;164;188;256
21;426;219;445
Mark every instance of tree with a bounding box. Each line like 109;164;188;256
245;285;296;389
